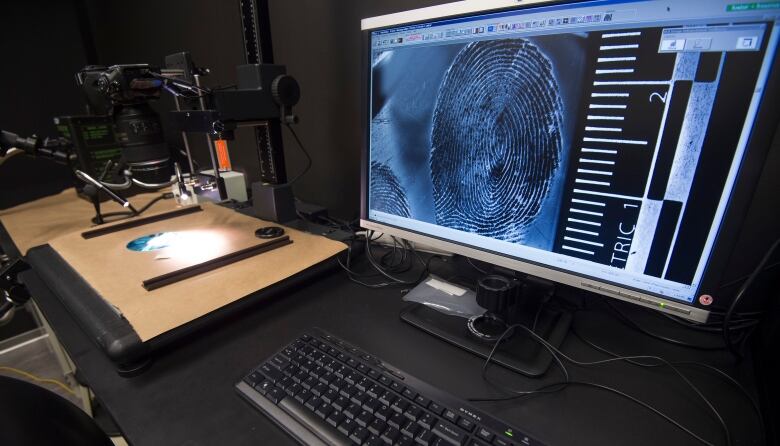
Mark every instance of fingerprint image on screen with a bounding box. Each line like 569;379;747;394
431;39;564;244
369;160;411;218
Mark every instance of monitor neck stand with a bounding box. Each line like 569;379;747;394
400;267;572;377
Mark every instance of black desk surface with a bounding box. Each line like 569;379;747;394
19;260;764;446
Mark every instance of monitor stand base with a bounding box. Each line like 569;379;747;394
400;301;572;377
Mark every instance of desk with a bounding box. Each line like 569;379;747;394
19;263;764;445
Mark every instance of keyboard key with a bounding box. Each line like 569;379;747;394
320;372;336;385
350;426;370;444
476;427;494;442
316;382;333;396
262;366;284;383
356;377;371;392
344;373;359;385
337;418;357;436
368;368;381;380
416;429;436;446
402;387;418;400
300;360;315;373
390;381;404;393
381;426;401;444
369;418;387;436
378;375;392;386
397;436;414;446
375;405;393;421
278;377;294;390
321;389;338;404
323;360;337;372
344;403;361;419
443;409;459;424
315;404;333;419
428;402;445;415
304;396;323;411
404;406;421;422
292;371;308;384
367;384;382;399
326;411;345;428
266;388;285;404
352;391;369;407
391;398;410;414
300;334;312;342
340;386;358;399
285;383;303;397
356;410;373;427
418;412;437;430
302;376;318;390
271;355;290;369
333;366;348;379
243;371;263;386
328;347;339;357
469;440;491;446
401;419;420;438
332;396;349;412
366;435;384;446
379;391;397;406
330;378;347;392
300;345;314;356
457;417;475;432
433;420;467;446
254;380;273;395
363;397;381;414
388;413;406;429
492;437;513;446
293;389;311;404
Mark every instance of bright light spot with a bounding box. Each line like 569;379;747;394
128;230;228;263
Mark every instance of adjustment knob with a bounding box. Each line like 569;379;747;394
475;275;516;315
271;75;300;107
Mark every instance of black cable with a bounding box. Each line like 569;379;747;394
604;300;729;351
465;257;489;275
471;322;723;446
283;124;312;186
723;238;779;360
713;261;779;294
659;312;759;333
571;327;765;445
364;230;425;285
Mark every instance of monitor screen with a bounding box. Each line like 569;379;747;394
362;0;780;321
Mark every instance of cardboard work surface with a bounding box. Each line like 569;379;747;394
47;202;347;341
0;189;179;255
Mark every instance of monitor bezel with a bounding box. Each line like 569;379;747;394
360;0;780;323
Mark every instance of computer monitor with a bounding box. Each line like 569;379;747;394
361;0;780;323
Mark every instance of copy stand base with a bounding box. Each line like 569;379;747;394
400;301;572;377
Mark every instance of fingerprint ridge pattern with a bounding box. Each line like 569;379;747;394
369;160;411;218
430;39;564;242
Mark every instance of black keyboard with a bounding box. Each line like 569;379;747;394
236;328;544;446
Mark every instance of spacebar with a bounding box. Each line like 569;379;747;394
278;397;351;446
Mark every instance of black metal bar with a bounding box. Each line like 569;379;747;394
142;235;292;291
81;205;203;239
238;0;286;184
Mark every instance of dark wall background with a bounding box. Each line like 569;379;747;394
0;0;91;208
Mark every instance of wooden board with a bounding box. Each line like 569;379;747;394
47;202;346;341
0;189;180;254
